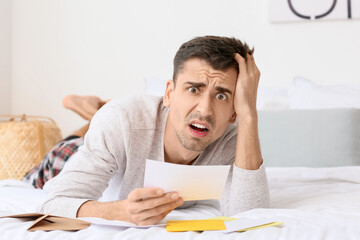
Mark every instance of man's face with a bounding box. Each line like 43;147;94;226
164;58;238;152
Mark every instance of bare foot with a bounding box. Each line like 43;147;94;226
62;95;107;120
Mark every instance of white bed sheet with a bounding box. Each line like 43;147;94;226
1;166;360;240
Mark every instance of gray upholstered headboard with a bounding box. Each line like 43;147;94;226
258;109;360;167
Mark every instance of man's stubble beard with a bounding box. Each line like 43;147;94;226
171;110;216;151
175;128;213;152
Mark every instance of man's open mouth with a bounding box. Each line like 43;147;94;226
189;123;209;133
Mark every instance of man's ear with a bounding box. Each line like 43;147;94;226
163;80;174;107
229;112;237;124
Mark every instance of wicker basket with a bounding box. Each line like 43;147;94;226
0;115;62;180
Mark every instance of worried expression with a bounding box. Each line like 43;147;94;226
164;58;238;152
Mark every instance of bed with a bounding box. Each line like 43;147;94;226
1;105;360;239
1;166;360;239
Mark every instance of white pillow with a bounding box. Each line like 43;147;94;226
257;87;289;110
289;76;360;109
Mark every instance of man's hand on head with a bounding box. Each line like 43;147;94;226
232;52;263;170
233;53;260;118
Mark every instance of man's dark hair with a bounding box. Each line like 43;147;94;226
173;36;254;83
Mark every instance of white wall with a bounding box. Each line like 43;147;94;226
0;0;11;115
10;0;360;136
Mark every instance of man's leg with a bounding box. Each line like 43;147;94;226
62;94;108;121
63;94;108;137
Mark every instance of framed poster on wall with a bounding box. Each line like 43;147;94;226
269;0;360;22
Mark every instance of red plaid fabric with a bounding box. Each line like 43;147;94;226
23;137;84;189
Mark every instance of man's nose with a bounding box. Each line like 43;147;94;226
195;94;213;117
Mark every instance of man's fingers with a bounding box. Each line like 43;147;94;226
234;53;248;77
138;198;184;225
250;54;261;88
137;197;183;222
250;53;256;73
246;53;254;76
127;191;180;214
132;192;180;212
128;188;164;202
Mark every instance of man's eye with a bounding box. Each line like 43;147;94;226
216;93;227;101
188;87;199;94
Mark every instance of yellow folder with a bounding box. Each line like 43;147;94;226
166;219;226;232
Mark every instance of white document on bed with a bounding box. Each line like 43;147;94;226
80;217;166;228
143;159;230;201
220;218;280;233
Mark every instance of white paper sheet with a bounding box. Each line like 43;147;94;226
80;217;166;228
143;159;230;201
220;218;276;233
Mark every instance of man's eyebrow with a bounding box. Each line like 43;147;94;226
183;81;206;88
215;86;233;96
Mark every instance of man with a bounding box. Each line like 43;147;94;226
41;36;269;226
